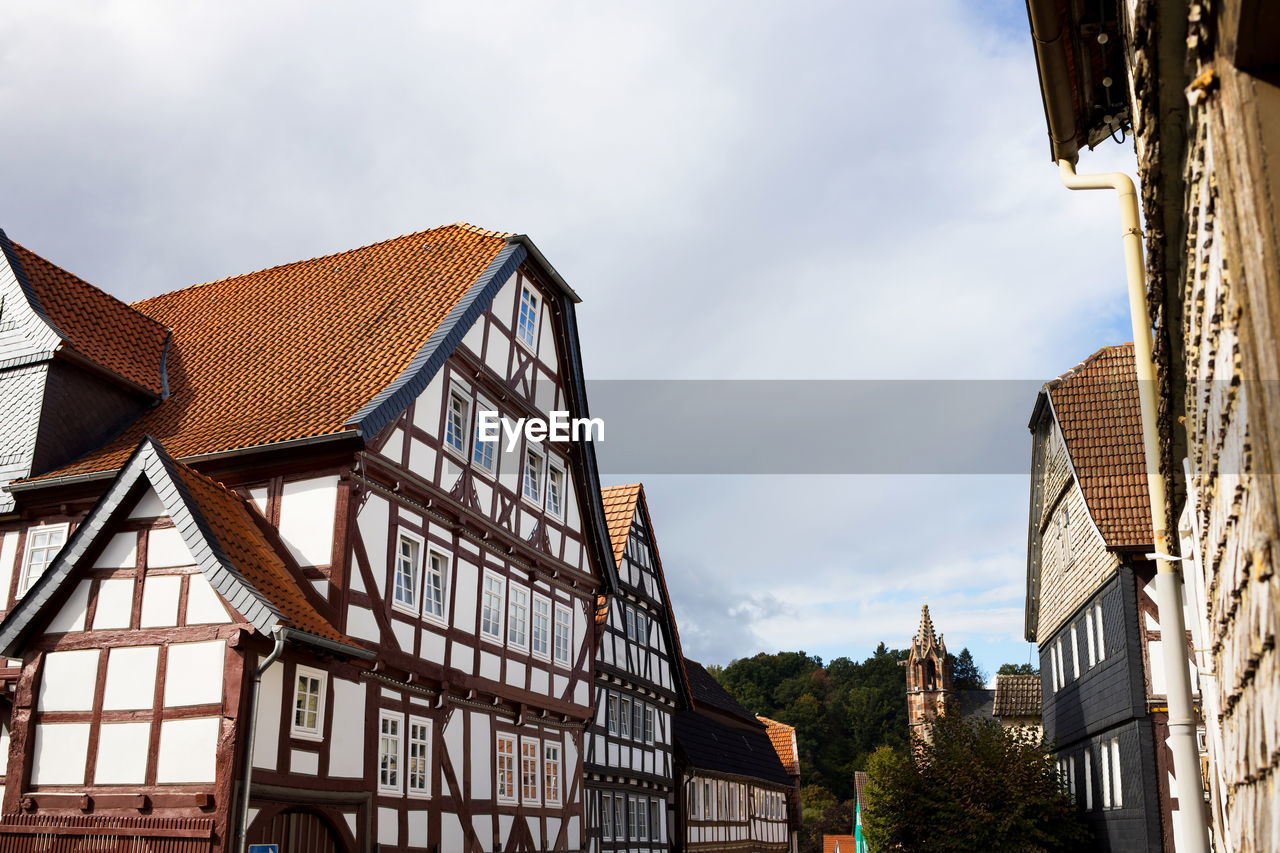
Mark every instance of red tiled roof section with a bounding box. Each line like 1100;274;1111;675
10;242;169;396
992;673;1043;718
1047;343;1153;548
823;836;857;853
758;715;799;776
40;223;508;479
167;456;348;644
600;484;641;564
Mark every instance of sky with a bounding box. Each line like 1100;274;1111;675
0;1;1142;680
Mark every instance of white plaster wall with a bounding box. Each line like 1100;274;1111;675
356;493;389;595
102;646;159;710
39;649;99;711
92;578;134;630
93;532;137;569
30;723;89;785
128;487;166;519
329;677;365;778
0;531;16;609
164;640;225;706
252;662;283;770
279;476;340;566
147;527;194;568
469;711;490;800
46;581;91;633
186;573;232;624
139;575;182;627
94;721;151;784
156;717;219;783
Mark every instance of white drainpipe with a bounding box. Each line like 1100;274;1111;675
238;628;286;853
1057;159;1209;852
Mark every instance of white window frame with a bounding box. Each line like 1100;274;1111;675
531;594;552;660
1100;743;1111;809
471;396;498;475
423;550;448;624
378;710;404;794
1055;638;1066;686
546;459;565;519
543;742;561;805
602;792;614;840
507;584;529;650
407;715;432;798
644;704;655;745
19;523;69;597
520;737;540;805
636;792;649;840
1084;746;1094;809
607;693;619;736
1086;609;1097;668
1049;646;1059;693
649;797;661;841
628;796;639;842
625;606;637;642
613;795;625;842
516;284;540;351
1109;738;1123;808
495;733;517;803
291;665;328;742
1070;624;1081;680
1068;755;1076;802
620;696;632;739
1095;603;1107;661
392;531;423;616
631;700;643;743
553;603;572;665
480;571;505;642
522;445;545;506
443;386;471;459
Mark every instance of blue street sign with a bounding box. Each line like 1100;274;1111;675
248;846;279;853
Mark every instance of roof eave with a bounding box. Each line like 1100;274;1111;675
506;235;582;304
1027;0;1082;164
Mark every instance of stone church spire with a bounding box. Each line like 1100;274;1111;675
904;603;953;741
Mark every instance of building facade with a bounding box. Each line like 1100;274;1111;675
584;484;685;852
1024;1;1280;847
0;224;615;852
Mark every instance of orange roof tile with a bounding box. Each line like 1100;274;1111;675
600;483;642;564
823;836;857;853
1046;343;1153;548
758;715;800;776
166;453;347;644
35;223;508;479
8;241;169;396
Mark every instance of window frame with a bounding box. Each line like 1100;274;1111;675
1086;609;1097;668
1109;738;1123;808
1070;623;1081;680
480;571;506;642
495;733;517;803
1084;747;1094;810
471;395;499;475
407;715;432;798
531;594;552;660
644;704;655;745
378;710;404;794
543;741;561;805
545;458;565;519
443;386;471;460
620;696;632;739
522;444;545;506
391;530;424;617
628;796;639;842
516;284;541;352
19;523;69;597
602;791;614;840
649;797;661;841
507;584;530;650
290;664;328;742
636;793;649;840
422;549;448;624
520;737;540;805
1095;603;1107;661
553;603;572;665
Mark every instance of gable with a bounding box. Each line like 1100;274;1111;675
0;232;61;366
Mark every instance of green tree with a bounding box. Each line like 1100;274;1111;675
948;647;987;690
999;662;1041;676
863;714;1090;851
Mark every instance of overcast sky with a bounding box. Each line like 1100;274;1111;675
0;2;1141;679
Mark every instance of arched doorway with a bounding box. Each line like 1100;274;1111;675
248;808;344;853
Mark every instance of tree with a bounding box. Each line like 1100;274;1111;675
999;662;1040;676
863;713;1090;851
949;647;987;690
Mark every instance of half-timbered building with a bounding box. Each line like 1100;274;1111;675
758;716;801;853
1025;344;1205;851
673;660;793;853
0;223;617;852
584;485;685;852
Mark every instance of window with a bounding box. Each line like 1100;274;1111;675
620;697;632;739
628;797;639;841
408;716;431;796
521;738;540;804
1049;645;1059;693
602;792;614;840
517;285;539;349
1084;747;1094;809
472;402;497;473
625;606;636;641
1070;624;1081;679
650;798;661;840
392;533;421;613
523;447;544;503
543;743;561;805
1095;603;1107;661
607;693;619;736
496;734;516;801
631;701;643;743
424;551;447;621
532;596;551;659
444;389;470;456
481;573;504;640
636;794;649;840
613;796;625;842
508;586;529;649
554;604;572;665
546;463;564;518
1109;738;1123;808
1068;755;1076;802
703;780;711;818
1055;638;1066;686
1086;610;1097;668
19;524;68;596
644;704;655;744
378;712;403;793
690;781;700;818
291;666;327;740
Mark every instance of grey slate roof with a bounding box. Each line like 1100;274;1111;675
958;688;996;721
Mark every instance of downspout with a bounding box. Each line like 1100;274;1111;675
1057;160;1209;852
238;627;285;853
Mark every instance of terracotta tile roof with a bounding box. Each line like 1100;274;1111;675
600;483;642;564
758;715;800;776
7;241;169;396
35;223;509;479
164;452;348;644
1046;343;1153;548
992;673;1043;718
854;771;868;807
823;836;858;853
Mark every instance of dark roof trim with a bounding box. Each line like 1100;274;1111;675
1027;0;1081;163
347;243;527;440
0;228;67;342
279;626;375;660
506;235;581;304
633;487;692;707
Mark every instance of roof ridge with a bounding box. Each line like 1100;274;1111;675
132;222;507;308
451;221;514;239
1046;341;1135;388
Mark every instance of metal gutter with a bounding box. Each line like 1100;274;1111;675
1027;0;1081;163
506;234;582;304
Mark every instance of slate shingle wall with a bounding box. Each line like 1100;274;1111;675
0;364;47;512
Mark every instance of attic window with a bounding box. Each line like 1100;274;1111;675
517;286;540;350
445;390;470;457
18;524;69;597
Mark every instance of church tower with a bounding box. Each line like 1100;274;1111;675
904;604;953;739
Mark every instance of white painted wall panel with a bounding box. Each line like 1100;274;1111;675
147;527;194;568
453;560;477;633
357;493;389;595
329;678;365;778
164;640;225;706
409;439;435;482
0;531;17;609
412;374;444;433
186;573;232;624
469;711;490;800
47;581;91;633
92;578;135;630
102;646;159;710
253;663;283;770
441;815;463;853
291;749;319;775
408;809;430;847
139;575;181;627
93;533;137;569
278;476;339;566
39;649;99;711
95;722;151;784
346;606;380;643
30;723;89;785
157;717;220;783
127;487;166;519
421;629;446;665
